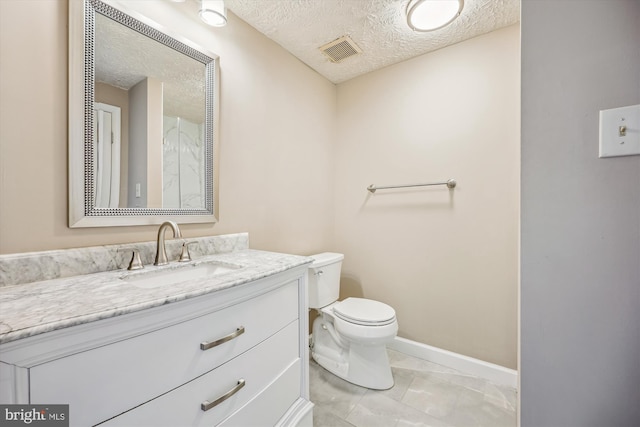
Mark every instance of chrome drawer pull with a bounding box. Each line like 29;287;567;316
201;379;245;412
200;326;245;351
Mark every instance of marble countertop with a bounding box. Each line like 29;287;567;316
0;249;311;344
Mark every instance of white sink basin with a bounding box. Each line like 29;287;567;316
121;262;241;289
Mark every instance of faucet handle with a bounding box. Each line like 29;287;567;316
119;248;144;270
179;241;197;263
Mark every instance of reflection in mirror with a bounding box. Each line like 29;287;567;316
94;12;206;209
93;102;121;208
69;0;218;227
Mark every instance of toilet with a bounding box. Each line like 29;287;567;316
308;252;398;390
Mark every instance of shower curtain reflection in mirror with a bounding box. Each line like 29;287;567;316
93;103;121;208
162;116;205;209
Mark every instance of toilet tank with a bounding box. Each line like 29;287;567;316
307;252;344;309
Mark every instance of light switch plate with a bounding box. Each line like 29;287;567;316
599;104;640;158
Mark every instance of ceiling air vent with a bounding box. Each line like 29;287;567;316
319;36;362;63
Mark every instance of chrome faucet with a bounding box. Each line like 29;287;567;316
154;221;182;266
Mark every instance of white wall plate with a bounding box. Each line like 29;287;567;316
599;104;640;158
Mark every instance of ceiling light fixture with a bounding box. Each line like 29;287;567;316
406;0;463;32
199;0;227;27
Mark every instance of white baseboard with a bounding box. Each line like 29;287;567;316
388;336;518;389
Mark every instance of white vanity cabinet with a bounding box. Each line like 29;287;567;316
0;264;313;427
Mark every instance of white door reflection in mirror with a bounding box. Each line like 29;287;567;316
93;103;121;209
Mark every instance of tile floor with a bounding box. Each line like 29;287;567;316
309;349;517;427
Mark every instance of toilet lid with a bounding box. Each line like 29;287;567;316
333;298;396;326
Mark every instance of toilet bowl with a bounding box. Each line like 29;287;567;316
308;253;398;390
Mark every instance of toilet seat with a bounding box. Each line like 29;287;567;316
333;298;396;326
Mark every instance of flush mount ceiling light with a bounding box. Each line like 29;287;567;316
200;0;227;27
406;0;464;32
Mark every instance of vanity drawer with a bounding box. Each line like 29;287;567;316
102;321;300;427
29;280;299;427
218;358;301;427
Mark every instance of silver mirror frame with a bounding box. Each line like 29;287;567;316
69;0;219;227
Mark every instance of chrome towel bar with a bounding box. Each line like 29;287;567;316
367;179;456;193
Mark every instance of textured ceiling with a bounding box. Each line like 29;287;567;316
95;13;206;123
225;0;520;84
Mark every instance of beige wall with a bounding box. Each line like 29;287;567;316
0;0;336;255
334;25;520;368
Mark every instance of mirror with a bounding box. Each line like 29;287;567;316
69;0;219;227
